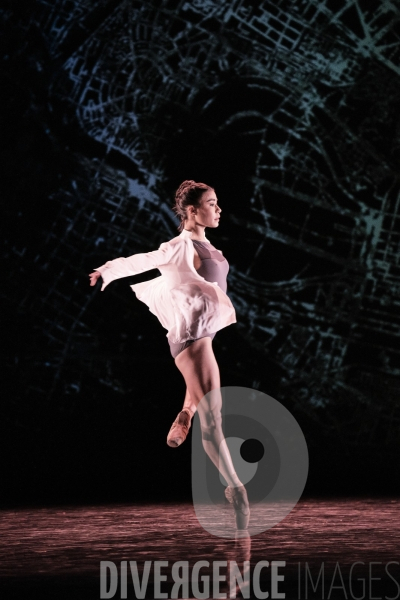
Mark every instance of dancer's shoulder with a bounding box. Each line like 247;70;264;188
160;235;188;249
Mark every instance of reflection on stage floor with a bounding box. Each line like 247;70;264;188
0;499;399;599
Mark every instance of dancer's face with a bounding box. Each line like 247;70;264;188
192;189;221;228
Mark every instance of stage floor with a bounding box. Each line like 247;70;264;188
1;498;399;599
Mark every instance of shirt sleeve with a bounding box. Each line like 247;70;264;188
95;241;176;291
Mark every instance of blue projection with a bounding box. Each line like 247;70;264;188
7;0;400;447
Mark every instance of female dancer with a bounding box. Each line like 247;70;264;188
89;180;249;529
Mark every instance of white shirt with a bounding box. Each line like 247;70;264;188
95;229;237;343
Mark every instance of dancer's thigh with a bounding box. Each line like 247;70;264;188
174;337;221;409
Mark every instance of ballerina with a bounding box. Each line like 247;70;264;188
89;180;249;529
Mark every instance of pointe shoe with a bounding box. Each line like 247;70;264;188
167;410;192;447
225;485;250;530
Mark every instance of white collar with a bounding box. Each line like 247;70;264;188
179;229;211;243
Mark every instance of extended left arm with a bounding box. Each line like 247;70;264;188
92;241;176;291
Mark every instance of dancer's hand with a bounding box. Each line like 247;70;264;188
89;271;101;286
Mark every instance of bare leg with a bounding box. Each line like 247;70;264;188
175;338;241;488
182;387;197;418
174;338;249;528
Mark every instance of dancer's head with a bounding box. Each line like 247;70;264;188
173;180;221;232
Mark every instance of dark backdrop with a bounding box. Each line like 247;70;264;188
2;0;400;505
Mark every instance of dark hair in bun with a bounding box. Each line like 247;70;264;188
173;180;213;232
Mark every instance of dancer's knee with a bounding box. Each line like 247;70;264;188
199;412;223;442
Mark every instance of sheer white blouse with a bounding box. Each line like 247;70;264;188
95;229;236;343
